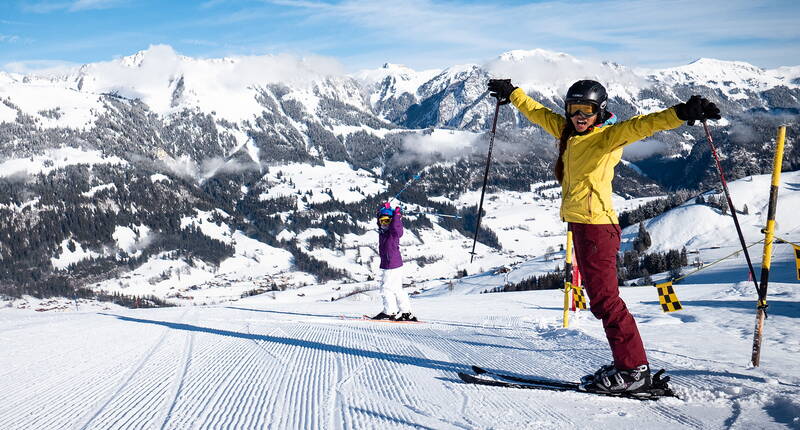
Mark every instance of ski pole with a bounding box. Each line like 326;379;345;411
470;95;508;263
701;120;760;296
389;173;422;204
405;211;462;219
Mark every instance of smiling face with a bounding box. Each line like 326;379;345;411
571;113;597;133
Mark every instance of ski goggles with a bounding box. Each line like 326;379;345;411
566;102;599;118
379;216;392;225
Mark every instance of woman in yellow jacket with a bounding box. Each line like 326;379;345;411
488;79;720;394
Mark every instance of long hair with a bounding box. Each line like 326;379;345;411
554;120;576;183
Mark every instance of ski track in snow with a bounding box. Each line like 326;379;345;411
2;288;799;429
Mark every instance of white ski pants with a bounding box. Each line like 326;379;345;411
380;267;411;314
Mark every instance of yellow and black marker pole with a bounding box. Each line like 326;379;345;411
751;125;787;367
793;244;800;281
563;230;574;328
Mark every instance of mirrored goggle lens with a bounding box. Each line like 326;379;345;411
379;217;391;225
567;103;598;117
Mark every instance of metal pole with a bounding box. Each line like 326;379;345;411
469;99;503;263
751;125;787;366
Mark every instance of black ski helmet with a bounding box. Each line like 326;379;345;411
565;80;608;117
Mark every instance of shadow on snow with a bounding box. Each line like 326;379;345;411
100;313;599;385
641;300;800;318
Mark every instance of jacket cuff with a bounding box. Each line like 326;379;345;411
667;107;685;127
509;87;525;106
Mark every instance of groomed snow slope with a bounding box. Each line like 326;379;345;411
2;243;798;429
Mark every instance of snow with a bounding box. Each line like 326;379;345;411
296;228;329;241
244;138;261;168
0;45;370;158
2;251;799;428
0;101;16;123
82;183;116;198
486;49;650;103
625;170;800;253
0;147;128;178
71;45;350;121
453;188;565;259
113;225;151;257
0;77;102;128
150;173;170;183
86;211;299;304
218;231;294;279
51;239;103;270
276;229;296;242
4;164;800;428
354;62;442;109
258;161;387;206
648;58;799;101
180;209;233;244
2;45;799;425
329;124;394;138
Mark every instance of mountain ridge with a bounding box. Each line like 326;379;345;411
0;45;797;300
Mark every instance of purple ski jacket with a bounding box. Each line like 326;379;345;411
378;213;403;269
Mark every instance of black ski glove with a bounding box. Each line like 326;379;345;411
488;79;516;104
674;95;721;125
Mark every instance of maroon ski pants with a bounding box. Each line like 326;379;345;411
570;222;648;369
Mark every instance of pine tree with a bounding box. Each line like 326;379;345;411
633;222;652;253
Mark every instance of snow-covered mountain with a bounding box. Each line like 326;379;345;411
0;45;798;302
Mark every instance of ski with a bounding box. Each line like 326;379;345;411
458;366;677;401
361;315;423;324
470;365;577;389
337;315;423;324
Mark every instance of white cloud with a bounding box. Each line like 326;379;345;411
484;50;650;98
266;0;799;69
85;44;344;94
391;127;542;173
200;0;227;8
730;122;759;146
0;35;20;43
161;154;258;183
199;157;259;179
392;129;483;165
622;138;671;161
70;0;125;11
2;59;80;75
22;0;126;13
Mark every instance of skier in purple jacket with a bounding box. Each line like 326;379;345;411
372;202;417;321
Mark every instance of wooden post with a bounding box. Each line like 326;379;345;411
751;126;787;366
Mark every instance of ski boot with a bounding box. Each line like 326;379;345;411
371;311;396;320
397;312;418;322
580;364;652;394
580;363;614;385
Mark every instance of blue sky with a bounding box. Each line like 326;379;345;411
1;0;798;73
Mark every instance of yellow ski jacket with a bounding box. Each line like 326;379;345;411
509;88;685;225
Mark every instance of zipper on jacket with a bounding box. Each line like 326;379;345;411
565;136;572;193
600;156;613;223
588;186;593;219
